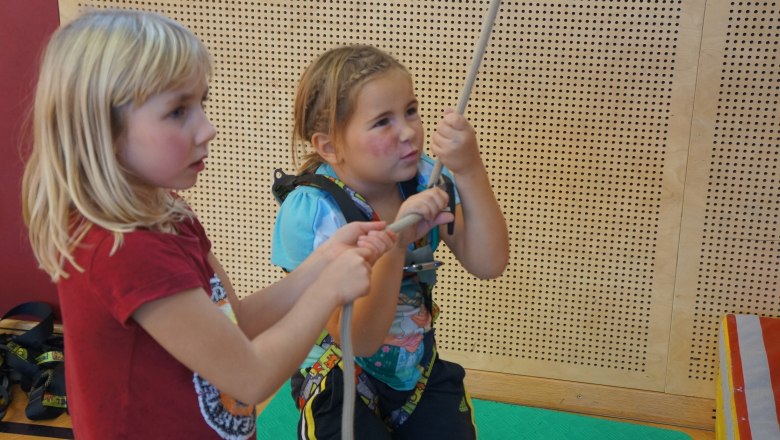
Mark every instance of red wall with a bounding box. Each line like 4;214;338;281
0;1;61;315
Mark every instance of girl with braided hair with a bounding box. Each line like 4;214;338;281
272;45;508;439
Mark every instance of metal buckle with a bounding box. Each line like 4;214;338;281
402;260;443;272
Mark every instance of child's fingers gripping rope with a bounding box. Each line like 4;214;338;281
356;229;398;265
320;248;374;304
393;187;450;243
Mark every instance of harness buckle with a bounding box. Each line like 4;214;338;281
402;260;443;273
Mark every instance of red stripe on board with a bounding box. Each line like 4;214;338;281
759;317;780;427
727;315;752;440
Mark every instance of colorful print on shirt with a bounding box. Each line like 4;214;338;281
192;274;256;439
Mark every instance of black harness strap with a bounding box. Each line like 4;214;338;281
0;302;67;421
440;175;457;235
273;169;370;223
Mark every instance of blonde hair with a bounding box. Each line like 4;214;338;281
292;45;408;174
22;9;212;281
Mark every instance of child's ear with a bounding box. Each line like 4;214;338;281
311;132;338;164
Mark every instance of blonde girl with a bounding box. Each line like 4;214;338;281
272;45;509;439
23;11;395;440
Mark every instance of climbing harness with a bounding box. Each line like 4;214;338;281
295;330;439;431
273;168;449;296
272;169;446;428
273;168;451;296
272;169;456;234
0;302;67;421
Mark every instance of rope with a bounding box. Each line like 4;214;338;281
340;303;356;440
427;0;503;188
340;1;502;438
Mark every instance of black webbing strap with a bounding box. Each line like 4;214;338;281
273;168;370;223
440;175;456;235
3;303;53;351
0;302;67;420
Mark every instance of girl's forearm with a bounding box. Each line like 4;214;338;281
236;250;329;337
449;164;509;278
327;247;405;355
241;282;345;402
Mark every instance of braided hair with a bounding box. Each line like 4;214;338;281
291;45;409;174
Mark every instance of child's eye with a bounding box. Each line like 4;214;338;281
406;106;418;117
170;106;186;119
373;117;390;128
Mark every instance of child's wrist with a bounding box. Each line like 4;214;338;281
451;161;487;182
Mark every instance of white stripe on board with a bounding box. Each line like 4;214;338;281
736;314;780;439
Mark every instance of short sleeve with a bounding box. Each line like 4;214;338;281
271;186;346;272
85;228;208;325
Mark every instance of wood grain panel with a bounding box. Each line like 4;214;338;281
668;0;780;398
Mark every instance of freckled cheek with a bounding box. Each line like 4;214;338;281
364;137;396;157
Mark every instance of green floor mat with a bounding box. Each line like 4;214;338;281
257;382;691;440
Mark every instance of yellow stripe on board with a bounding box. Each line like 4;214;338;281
723;318;741;440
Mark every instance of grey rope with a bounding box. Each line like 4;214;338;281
427;0;502;188
340;1;502;438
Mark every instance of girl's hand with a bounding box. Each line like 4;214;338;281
394;187;454;245
316;247;375;305
315;221;388;262
357;229;398;265
430;108;480;176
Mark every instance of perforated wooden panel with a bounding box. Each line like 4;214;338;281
58;0;779;399
668;0;780;397
427;0;699;390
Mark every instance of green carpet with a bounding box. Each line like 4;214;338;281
257;382;691;440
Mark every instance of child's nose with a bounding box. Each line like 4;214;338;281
398;120;416;142
198;113;217;145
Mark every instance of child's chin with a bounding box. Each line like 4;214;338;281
398;167;418;182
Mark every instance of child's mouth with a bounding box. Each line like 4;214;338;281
400;150;418;161
190;159;206;171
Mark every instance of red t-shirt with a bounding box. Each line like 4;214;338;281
58;217;255;439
